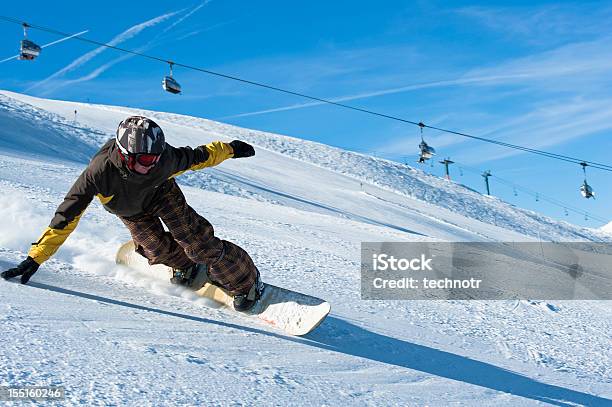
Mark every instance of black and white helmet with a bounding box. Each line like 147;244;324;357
115;116;165;156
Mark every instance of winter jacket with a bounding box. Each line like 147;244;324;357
28;138;235;265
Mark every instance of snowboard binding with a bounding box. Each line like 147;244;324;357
170;263;209;290
233;270;265;312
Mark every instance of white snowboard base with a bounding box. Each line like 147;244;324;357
115;241;330;336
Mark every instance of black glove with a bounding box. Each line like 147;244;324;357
1;257;40;284
229;140;255;158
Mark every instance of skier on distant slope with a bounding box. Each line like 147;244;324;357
1;116;263;311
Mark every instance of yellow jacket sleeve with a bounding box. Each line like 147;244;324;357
28;211;87;264
170;141;234;178
28;169;95;264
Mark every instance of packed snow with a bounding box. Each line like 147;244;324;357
0;90;610;406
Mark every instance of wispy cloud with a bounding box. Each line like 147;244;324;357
53;53;135;87
376;90;612;166
216;73;538;120
456;98;612;164
446;35;612;162
211;44;421;98
219;28;612;167
26;10;182;94
163;0;210;34
454;4;612;43
220;29;612;121
299;25;607;164
175;19;237;41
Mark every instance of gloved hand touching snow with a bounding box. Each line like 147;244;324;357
229;140;255;158
1;257;40;284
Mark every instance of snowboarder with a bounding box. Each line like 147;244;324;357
1;116;263;311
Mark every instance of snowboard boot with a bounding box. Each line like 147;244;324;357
170;263;209;290
233;270;265;312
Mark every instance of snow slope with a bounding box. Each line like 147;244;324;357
0;90;610;406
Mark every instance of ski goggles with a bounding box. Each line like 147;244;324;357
119;150;161;170
133;153;160;166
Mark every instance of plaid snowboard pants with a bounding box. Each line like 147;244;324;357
119;180;257;296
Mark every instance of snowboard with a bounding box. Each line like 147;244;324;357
115;241;330;336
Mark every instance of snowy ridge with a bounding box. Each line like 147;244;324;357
0;93;110;163
136;109;603;241
1;90;607;243
0;90;610;405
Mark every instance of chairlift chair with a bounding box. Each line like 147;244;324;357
162;76;181;94
580;181;595;199
162;62;181;94
19;23;41;60
579;162;595;199
416;123;436;163
418;141;436;163
20;39;41;60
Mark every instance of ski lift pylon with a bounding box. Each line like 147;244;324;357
19;23;41;60
162;61;182;94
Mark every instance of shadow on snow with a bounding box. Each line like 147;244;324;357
28;282;610;406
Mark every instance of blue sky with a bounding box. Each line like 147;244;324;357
1;1;612;227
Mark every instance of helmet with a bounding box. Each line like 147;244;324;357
115;116;165;156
